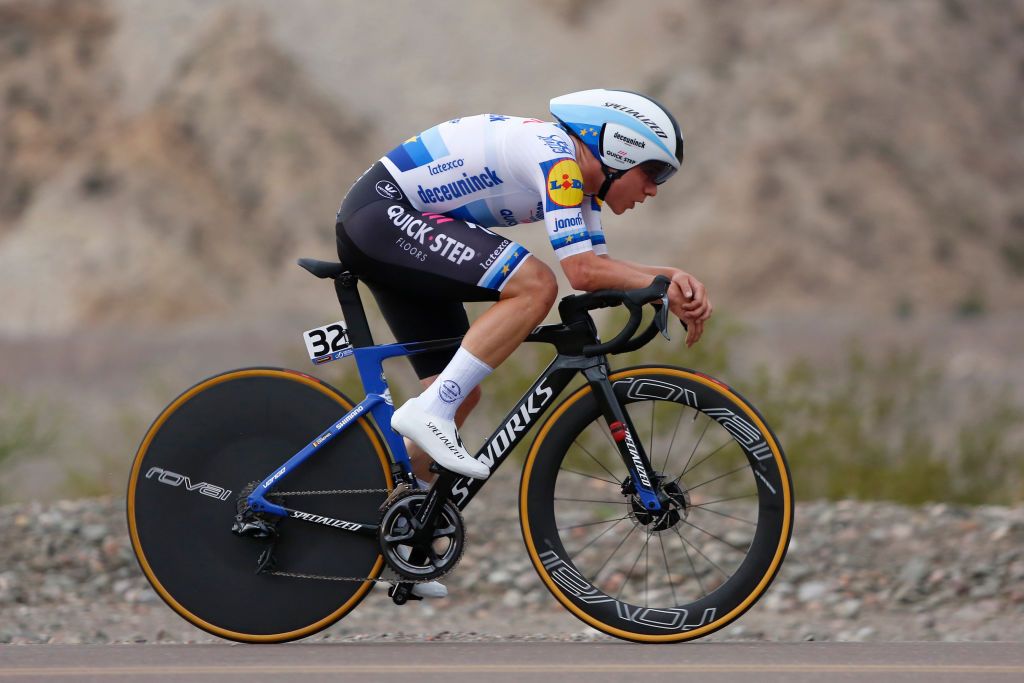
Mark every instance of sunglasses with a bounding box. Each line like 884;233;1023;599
638;160;678;185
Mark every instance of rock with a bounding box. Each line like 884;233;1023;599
1;493;1023;643
797;581;828;603
488;570;511;584
502;590;523;609
81;524;109;543
835;599;862;619
968;578;1001;599
899;557;931;586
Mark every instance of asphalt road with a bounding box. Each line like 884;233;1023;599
1;642;1022;682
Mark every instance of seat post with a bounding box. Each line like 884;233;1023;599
334;273;375;348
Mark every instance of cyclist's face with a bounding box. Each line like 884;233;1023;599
604;165;659;215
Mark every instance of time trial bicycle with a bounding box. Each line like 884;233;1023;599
126;257;793;644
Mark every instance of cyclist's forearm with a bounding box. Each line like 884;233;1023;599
567;254;656;291
607;257;679;280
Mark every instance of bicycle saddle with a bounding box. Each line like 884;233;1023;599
298;258;348;280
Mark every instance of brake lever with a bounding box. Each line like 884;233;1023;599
656;293;671;341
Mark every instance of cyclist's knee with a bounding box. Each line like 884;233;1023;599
505;258;557;314
536;263;558;309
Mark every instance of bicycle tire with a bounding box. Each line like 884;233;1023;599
520;365;793;643
126;367;393;643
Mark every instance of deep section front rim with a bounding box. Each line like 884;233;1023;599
520;366;793;643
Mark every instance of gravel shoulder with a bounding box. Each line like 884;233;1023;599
2;465;1022;644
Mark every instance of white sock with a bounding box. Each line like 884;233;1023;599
418;347;492;421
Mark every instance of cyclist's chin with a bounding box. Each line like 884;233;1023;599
605;198;629;215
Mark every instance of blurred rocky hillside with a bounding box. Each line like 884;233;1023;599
0;0;1021;336
0;1;370;334
0;0;1021;501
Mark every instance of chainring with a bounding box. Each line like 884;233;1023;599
378;490;465;582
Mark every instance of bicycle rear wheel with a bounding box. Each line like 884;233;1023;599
127;368;393;643
520;366;793;643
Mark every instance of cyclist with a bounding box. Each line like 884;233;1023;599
335;89;711;595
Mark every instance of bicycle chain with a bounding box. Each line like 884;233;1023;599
269;488;390;496
260;485;441;584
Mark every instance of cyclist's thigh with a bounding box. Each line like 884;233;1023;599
335;165;532;377
339;217;529;300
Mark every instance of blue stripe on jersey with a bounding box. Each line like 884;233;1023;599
385;144;417;172
420;126;450;159
447;205;475;222
462;199;498;226
446;200;498;226
551;231;590;251
478;244;527;290
405;137;433;167
590;196;603;211
384;128;451;172
590;232;606;246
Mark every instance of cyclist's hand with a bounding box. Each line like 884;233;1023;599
682;316;704;347
667;271;712;346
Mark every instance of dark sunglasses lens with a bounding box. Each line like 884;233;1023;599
652;162;677;185
639;161;677;185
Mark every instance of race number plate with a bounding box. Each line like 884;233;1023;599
303;320;354;365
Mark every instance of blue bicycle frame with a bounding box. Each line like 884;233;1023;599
245;338;462;519
245;335;665;522
243;258;673;523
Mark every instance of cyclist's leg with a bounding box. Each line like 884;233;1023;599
336;179;555;477
462;256;557;368
388;256;557;479
405;381;481;483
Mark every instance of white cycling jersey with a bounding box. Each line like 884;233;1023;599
378;115;607;260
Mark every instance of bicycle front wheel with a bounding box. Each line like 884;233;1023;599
127;368;393;643
520;366;793;643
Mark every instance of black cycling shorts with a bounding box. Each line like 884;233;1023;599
336;162;531;378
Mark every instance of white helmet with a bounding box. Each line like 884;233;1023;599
550;89;684;198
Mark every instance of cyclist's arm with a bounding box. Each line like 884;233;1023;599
560;251;655;292
562;252;707;347
608;259;709;316
616;255;711;317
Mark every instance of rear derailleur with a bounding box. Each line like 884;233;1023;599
231;481;282;573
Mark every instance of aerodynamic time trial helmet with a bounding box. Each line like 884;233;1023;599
550;89;684;190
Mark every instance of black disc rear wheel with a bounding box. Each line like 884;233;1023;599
521;366;793;643
126;368;393;643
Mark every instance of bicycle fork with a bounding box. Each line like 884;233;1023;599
583;364;663;512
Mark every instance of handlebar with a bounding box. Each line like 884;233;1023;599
557;275;672;357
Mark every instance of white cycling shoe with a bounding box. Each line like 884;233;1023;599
410;579;448;599
391;398;490;480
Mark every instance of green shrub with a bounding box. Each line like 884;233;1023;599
0;393;54;502
750;344;1022;504
483;314;1022;505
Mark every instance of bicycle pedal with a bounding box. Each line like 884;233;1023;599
388;582;421;604
379;482;411;512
